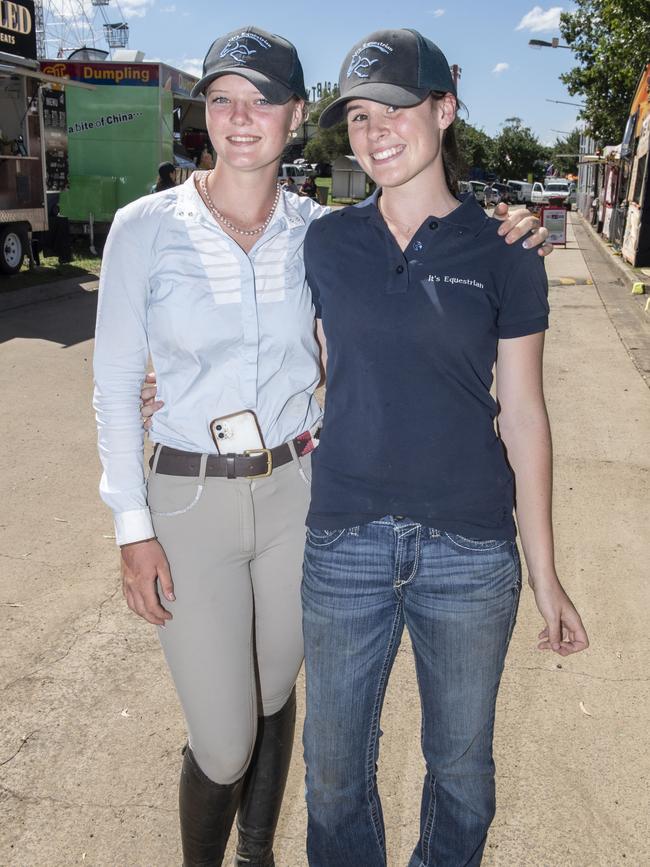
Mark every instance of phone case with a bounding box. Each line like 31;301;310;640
210;410;265;454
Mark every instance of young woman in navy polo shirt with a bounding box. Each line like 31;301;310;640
301;29;589;866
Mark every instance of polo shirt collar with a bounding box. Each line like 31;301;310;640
348;187;488;237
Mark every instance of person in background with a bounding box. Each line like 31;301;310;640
299;174;317;199
284;175;299;194
198;143;214;170
153;161;176;192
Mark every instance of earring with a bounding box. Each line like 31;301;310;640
289;130;298;139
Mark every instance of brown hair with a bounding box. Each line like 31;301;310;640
431;91;460;196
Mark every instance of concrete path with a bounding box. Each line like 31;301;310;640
1;215;648;865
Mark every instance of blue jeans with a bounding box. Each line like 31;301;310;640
301;517;521;867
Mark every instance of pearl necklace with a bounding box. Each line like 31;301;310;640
198;171;281;236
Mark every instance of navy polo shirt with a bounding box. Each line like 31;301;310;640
304;190;549;540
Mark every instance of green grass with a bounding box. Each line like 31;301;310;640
1;243;102;292
316;176;373;206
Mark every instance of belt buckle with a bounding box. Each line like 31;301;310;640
244;448;273;479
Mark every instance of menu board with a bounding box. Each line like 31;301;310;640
42;88;68;192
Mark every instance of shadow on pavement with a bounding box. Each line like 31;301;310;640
0;289;98;348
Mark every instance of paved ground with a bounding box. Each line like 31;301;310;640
1;212;649;866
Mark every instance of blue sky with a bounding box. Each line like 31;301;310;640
50;1;582;145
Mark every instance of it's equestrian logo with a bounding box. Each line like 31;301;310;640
347;41;393;78
428;274;485;289
220;31;271;64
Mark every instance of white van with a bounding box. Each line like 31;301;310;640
507;180;533;205
278;163;309;185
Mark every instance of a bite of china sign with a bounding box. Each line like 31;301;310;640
0;0;36;60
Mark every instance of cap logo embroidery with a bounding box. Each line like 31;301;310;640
220;31;271;65
347;41;393;79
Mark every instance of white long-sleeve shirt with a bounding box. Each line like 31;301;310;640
93;176;324;545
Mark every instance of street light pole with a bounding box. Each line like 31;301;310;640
545;98;586;108
529;38;572;49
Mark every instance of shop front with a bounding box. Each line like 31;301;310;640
622;64;650;267
0;0;93;273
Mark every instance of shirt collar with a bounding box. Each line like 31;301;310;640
346;187;488;237
271;187;306;231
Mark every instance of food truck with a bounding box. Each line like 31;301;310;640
0;1;97;274
39;56;206;248
621;64;650;267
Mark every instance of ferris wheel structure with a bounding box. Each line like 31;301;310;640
35;0;131;60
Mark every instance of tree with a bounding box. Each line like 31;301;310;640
303;93;350;164
492;117;549;180
560;0;650;143
454;119;494;179
550;129;582;177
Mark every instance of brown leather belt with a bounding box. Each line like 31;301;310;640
151;431;316;480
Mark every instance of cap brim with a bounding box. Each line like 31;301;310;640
190;67;295;103
319;83;431;128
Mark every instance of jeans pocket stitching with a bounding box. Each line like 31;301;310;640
443;531;509;552
305;527;347;547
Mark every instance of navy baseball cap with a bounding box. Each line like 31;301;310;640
319;28;456;128
191;26;308;103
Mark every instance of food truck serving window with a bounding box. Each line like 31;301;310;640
0;0;37;61
0;69;28;154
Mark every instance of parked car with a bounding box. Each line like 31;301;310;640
483;185;498;207
531;180;571;209
507;180;534;205
459;180;488;206
468;180;488;205
567;181;577;209
278;163;309;185
484;182;512;207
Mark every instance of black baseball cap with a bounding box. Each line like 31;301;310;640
191;26;308;103
319;28;456;128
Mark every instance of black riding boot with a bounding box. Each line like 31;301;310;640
235;688;297;866
179;745;244;866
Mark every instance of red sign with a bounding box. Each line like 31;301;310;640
41;61;159;87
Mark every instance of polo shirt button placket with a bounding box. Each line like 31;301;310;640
396;265;404;274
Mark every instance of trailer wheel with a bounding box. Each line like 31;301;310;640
0;227;26;275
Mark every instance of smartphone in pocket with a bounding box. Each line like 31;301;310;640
209;410;265;454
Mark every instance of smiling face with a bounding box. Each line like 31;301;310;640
205;74;304;173
346;93;456;192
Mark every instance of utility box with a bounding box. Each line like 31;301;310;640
331;155;367;200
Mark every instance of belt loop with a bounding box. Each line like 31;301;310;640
287;438;311;486
226;454;236;480
198;452;208;486
150;443;163;475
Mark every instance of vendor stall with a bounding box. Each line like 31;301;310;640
40;57;206;245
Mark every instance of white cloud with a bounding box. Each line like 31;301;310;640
492;62;510;74
516;6;563;33
171;57;203;78
429;8;445;16
160;4;176;11
118;0;154;18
